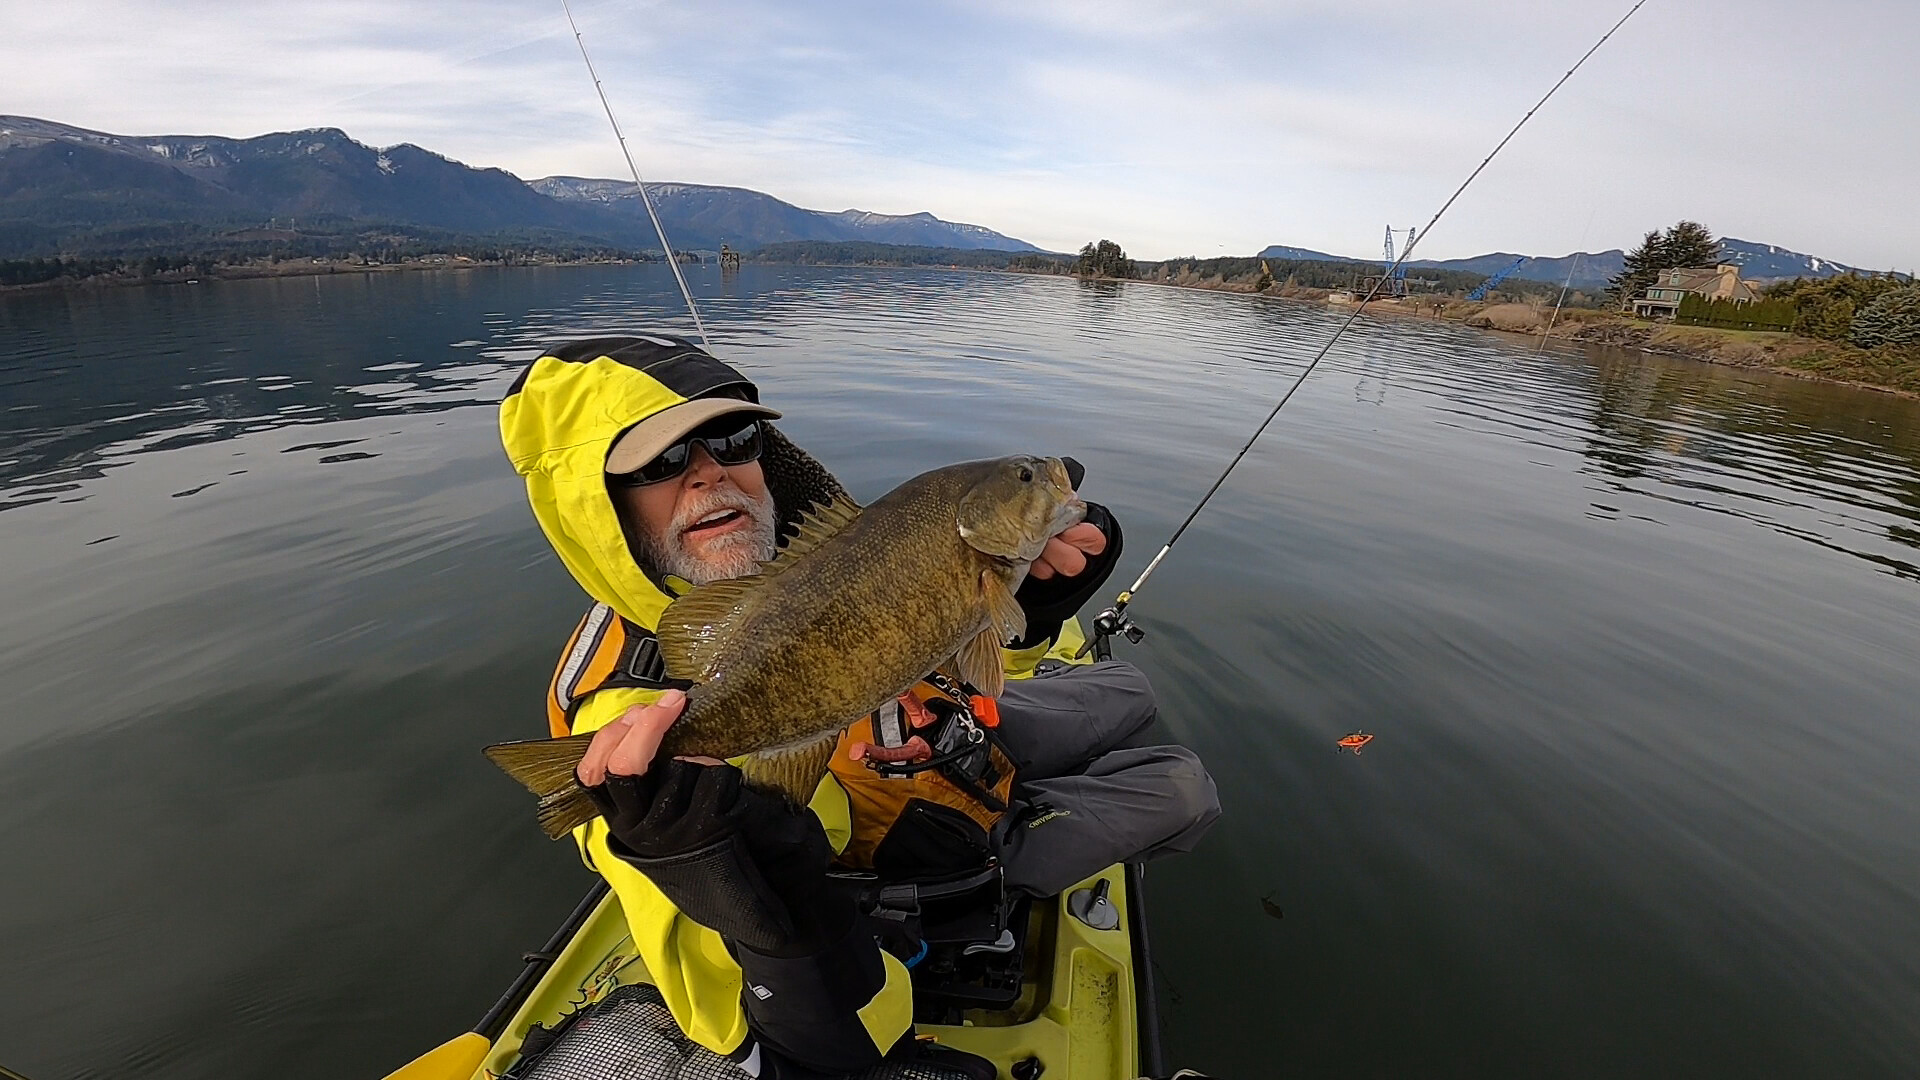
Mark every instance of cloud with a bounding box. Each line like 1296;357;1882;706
4;0;1916;268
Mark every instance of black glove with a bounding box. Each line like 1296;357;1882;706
588;760;853;958
1011;498;1123;650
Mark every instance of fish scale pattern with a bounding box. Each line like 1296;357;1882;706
655;462;1006;764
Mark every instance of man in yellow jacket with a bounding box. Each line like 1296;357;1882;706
501;335;1219;1077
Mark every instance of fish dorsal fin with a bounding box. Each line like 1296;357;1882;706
741;729;841;807
768;491;862;570
656;576;765;682
654;492;862;681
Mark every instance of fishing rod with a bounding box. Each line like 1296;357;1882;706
560;0;711;348
1081;0;1651;660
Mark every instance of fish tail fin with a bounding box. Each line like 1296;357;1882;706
483;733;600;840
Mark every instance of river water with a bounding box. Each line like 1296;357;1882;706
2;265;1917;1079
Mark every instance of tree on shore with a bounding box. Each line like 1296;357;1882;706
1767;273;1909;341
1849;285;1920;348
1077;240;1135;280
1609;231;1664;307
1607;220;1724;306
1661;221;1722;268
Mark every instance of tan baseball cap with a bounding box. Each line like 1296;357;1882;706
604;395;782;475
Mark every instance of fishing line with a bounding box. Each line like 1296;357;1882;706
560;0;711;348
1538;252;1585;353
1085;0;1651;655
1540;206;1599;353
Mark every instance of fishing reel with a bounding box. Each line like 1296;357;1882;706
1086;600;1145;662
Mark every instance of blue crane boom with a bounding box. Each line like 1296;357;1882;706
1467;256;1530;301
1383;226;1417;296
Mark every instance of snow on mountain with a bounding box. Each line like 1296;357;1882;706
1715;238;1868;281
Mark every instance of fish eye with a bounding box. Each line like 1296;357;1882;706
1018;465;1034;482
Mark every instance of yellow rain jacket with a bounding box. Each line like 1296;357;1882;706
500;336;1089;1061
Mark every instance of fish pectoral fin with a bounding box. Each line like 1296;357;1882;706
482;733;601;841
954;624;1007;699
657;576;764;682
740;730;840;808
981;569;1027;646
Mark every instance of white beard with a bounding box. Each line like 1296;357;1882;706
637;487;779;585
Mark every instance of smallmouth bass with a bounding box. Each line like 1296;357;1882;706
485;454;1083;838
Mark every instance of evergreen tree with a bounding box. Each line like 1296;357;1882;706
1850;285;1920;348
1608;230;1665;306
1659;220;1722;269
1773;273;1908;340
1076;239;1135;279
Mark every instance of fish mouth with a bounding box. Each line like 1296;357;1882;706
1050;497;1087;536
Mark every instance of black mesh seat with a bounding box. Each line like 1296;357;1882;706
507;983;991;1080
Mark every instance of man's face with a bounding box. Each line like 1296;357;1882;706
612;434;778;586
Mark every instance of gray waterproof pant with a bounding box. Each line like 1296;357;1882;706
987;661;1221;897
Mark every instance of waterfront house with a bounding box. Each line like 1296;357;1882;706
1629;264;1761;318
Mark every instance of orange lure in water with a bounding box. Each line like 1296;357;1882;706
1336;731;1374;754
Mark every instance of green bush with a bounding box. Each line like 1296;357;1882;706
1768;274;1907;340
1849;286;1920;348
1676;292;1795;330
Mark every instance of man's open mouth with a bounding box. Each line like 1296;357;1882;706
683;508;745;536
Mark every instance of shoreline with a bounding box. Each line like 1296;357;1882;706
0;255;651;295
1082;274;1920;401
11;257;1914;401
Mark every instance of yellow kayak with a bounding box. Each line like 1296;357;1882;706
387;864;1161;1080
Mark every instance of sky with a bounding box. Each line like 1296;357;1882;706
6;0;1916;268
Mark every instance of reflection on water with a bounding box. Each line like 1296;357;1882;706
1576;350;1920;578
2;265;1918;1079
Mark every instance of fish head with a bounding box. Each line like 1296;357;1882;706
955;455;1085;563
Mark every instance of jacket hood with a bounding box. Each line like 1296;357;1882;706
500;335;847;628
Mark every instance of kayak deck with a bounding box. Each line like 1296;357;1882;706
471;864;1144;1080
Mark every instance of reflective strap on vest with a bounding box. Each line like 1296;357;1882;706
830;706;1017;870
546;602;688;736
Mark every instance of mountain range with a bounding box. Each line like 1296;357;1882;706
1259;238;1873;291
0;116;1037;257
1;114;1878;285
530;176;1037;252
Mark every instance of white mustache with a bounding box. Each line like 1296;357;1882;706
672;489;765;537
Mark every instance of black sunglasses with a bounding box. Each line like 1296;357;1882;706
611;417;765;487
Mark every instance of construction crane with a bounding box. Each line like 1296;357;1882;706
1383;226;1417;297
1467;256;1530;302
